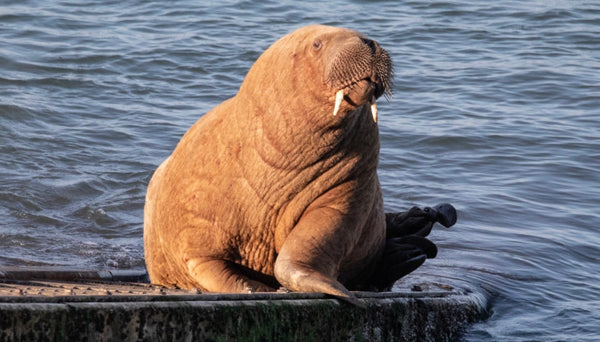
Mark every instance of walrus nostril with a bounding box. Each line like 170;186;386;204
361;37;377;53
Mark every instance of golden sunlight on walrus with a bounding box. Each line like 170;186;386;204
144;25;456;306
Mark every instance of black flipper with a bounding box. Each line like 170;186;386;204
434;203;457;228
370;235;438;291
385;203;457;238
364;203;457;291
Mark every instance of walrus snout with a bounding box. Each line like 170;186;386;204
359;37;391;99
327;37;392;96
328;34;393;122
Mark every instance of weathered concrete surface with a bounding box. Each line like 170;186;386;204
0;268;489;341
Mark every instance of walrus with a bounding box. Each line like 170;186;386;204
144;25;456;306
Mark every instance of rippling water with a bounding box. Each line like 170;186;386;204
1;1;599;340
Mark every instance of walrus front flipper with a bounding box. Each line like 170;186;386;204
385;203;457;238
274;256;366;308
370;235;438;291
274;207;367;308
186;259;275;293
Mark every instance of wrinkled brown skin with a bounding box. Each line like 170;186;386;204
145;25;398;306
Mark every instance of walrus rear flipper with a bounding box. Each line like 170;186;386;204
385;203;457;238
369;235;438;291
367;203;457;291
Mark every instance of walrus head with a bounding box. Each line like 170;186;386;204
239;25;393;125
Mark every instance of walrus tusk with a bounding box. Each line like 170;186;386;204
333;89;344;117
370;96;378;123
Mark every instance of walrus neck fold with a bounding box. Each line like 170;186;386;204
249;99;379;177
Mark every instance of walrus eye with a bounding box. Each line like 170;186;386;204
312;39;322;51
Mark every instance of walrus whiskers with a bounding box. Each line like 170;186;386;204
332;89;344;117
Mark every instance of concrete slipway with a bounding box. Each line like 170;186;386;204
0;268;489;341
